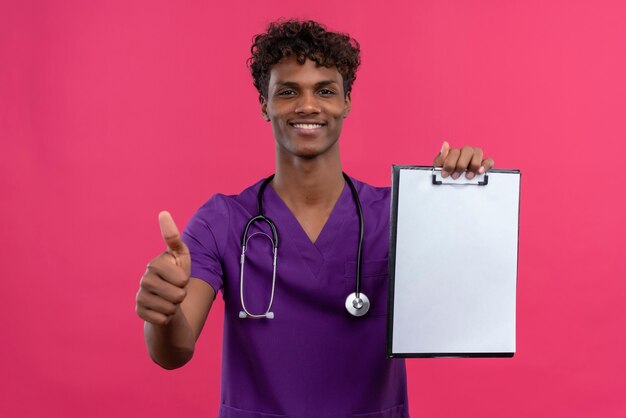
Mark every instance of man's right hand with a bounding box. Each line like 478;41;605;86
136;211;191;326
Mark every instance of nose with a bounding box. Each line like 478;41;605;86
294;91;321;114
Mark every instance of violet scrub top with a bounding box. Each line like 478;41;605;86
182;177;409;418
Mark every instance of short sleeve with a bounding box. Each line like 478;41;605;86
182;195;230;294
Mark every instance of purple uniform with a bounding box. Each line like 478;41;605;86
183;177;409;418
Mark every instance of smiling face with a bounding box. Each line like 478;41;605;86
261;57;351;161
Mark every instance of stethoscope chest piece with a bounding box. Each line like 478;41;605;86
345;292;370;317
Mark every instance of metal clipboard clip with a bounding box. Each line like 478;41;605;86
431;167;489;186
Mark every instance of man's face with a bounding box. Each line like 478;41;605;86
261;57;351;160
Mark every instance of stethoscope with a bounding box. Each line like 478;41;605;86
238;173;370;319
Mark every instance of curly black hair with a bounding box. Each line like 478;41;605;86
248;19;361;102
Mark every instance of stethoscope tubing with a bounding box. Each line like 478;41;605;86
239;231;277;319
343;173;364;298
239;173;367;319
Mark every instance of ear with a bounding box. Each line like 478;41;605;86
343;93;352;118
260;96;270;121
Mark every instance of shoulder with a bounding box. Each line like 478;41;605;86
183;179;266;241
193;179;265;219
348;177;391;233
349;177;391;207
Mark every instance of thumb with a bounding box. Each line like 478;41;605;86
158;211;188;255
433;141;450;167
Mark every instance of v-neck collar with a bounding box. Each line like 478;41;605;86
263;181;353;277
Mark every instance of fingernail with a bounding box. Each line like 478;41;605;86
452;172;460;179
440;142;445;154
478;166;485;174
441;170;449;178
466;172;475;179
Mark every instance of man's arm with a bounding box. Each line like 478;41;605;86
142;278;215;369
136;212;216;369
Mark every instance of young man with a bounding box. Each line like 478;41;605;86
136;20;493;418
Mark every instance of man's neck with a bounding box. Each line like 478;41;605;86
271;149;344;211
271;150;345;243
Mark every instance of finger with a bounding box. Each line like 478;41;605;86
466;148;484;179
136;306;171;326
453;146;474;179
146;255;190;288
433;141;450;167
478;157;495;174
158;211;188;255
442;148;460;178
136;290;179;316
141;270;188;303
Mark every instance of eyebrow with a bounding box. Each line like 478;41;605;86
275;80;340;89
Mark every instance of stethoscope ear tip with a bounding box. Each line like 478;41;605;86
239;311;248;319
266;312;275;319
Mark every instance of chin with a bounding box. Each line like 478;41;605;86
295;142;339;159
289;148;325;160
276;134;340;160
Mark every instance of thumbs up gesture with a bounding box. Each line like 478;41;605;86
136;211;191;326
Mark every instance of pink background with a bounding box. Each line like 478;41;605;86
1;0;625;417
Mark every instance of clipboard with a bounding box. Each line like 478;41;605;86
387;166;521;358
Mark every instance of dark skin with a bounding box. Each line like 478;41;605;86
261;57;350;243
135;56;494;369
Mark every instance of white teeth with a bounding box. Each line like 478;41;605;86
292;123;323;129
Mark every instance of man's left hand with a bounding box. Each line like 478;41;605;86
433;141;495;180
